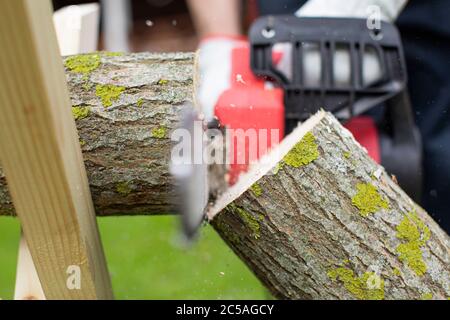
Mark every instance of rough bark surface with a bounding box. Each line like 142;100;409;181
0;52;194;216
210;113;450;300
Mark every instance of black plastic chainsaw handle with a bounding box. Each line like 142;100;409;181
249;16;408;122
249;16;423;202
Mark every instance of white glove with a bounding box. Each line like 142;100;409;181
296;0;408;21
196;36;247;121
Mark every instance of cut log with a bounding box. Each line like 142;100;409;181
209;111;450;300
0;52;194;216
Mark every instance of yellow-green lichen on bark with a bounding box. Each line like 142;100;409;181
103;52;124;57
96;84;126;108
65;53;101;75
227;204;264;240
82;82;93;91
250;183;263;197
328;267;385;300
151;126;167;139
272;162;284;175
351;183;389;217
71;106;90;120
396;211;430;276
213;217;240;244
136;98;144;107
392;267;401;277
158;79;169;85
116;181;132;195
421;293;433;300
283;131;319;168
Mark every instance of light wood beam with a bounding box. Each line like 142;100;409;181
0;0;113;299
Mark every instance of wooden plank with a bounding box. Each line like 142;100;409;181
13;2;102;300
53;3;100;56
0;0;113;299
14;231;46;300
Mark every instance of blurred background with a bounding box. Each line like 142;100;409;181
52;0;257;53
0;0;267;300
53;0;199;52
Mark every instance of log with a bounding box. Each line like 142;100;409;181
209;111;450;300
0;53;448;299
0;52;194;216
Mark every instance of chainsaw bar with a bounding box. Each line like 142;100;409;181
170;104;209;240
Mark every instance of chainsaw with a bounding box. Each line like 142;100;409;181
172;16;422;240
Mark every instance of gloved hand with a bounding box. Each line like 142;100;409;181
195;35;247;123
195;34;285;184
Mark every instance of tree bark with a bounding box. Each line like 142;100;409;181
208;111;450;300
0;52;194;216
0;53;448;300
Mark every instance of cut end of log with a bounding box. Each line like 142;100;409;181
207;110;327;220
206;109;449;300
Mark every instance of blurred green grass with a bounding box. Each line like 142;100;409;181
0;216;267;300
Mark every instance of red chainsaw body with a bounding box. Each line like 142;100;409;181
215;44;380;184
